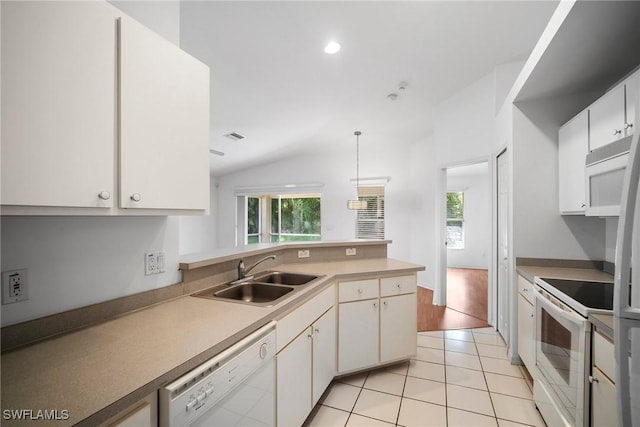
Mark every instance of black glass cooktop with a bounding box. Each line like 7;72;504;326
540;278;614;311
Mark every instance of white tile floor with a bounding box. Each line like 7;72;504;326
304;327;546;427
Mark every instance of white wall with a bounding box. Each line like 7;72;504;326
0;1;183;326
214;137;427;271
512;99;606;260
434;72;496;166
108;1;180;45
179;175;218;255
447;163;490;269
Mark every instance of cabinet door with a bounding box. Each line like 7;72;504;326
517;294;535;372
338;300;379;373
625;70;639;137
589;84;625;151
591;367;618;427
119;16;209;210
1;1;116;208
312;307;336;406
558;110;589;214
276;328;312;427
380;293;417;363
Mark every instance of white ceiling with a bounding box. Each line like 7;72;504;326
179;1;559;176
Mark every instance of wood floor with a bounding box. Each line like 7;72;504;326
417;268;490;331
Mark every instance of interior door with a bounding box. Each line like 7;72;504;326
496;149;509;342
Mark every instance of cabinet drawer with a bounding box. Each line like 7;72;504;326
593;329;615;381
338;279;378;302
517;275;535;305
380;275;417;297
277;284;335;352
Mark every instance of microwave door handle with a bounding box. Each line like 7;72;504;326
534;288;585;325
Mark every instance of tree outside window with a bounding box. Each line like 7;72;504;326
244;194;321;244
446;192;464;250
271;196;321;242
247;197;261;243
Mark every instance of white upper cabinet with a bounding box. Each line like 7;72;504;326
1;1;210;214
119;16;210;211
1;1;117;209
558;109;589;214
589;83;625;151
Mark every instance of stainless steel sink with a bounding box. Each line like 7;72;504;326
192;271;322;307
253;271;319;286
214;282;294;304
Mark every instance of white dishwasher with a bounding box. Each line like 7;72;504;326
160;322;276;427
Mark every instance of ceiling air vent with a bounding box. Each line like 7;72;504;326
224;132;245;141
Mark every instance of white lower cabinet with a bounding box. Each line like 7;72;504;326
276;286;336;427
98;392;157;427
591;329;617;427
338;274;417;374
338;299;379;372
380;293;417;363
517;275;535;374
312;307;337;405
277;326;312;427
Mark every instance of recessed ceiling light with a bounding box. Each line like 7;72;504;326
324;41;341;54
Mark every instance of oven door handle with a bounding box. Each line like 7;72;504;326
534;286;586;325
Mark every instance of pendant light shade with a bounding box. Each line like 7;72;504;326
347;131;368;210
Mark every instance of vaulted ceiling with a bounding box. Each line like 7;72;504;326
179;1;559;176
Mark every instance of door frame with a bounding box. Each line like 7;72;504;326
434;156;494;327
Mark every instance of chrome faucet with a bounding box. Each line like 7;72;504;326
237;255;276;280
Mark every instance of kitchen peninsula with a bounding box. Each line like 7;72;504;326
1;240;424;426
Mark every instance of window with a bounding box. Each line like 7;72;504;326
446;191;464;249
247;197;261;243
356;186;385;239
243;194;321;244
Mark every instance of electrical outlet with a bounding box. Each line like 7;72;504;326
145;251;166;276
298;249;310;258
346;248;357;256
2;269;28;304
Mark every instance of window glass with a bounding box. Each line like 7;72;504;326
245;194;321;244
356;186;385;239
247;197;261;244
446;192;464;249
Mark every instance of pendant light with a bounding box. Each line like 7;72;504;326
347;131;368;210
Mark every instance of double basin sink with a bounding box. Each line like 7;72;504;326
192;271;321;307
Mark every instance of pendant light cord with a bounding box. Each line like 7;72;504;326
355;130;361;199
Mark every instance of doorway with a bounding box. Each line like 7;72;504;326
446;162;490;325
420;161;492;331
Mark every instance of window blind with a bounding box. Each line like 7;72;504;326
356;186;385;239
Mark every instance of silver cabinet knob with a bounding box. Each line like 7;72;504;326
373;302;377;308
614;129;622;135
625;122;634;130
383;301;388;306
130;193;141;202
357;288;363;294
98;191;111;200
588;375;599;384
314;328;320;334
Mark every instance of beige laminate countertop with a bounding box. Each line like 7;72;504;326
517;264;615;340
516;265;614;284
1;258;423;427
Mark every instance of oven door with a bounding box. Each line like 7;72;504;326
534;286;589;427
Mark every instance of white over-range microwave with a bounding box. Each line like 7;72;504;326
585;135;632;216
